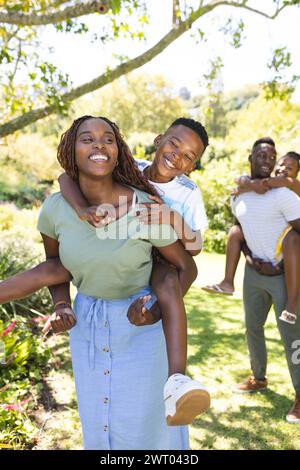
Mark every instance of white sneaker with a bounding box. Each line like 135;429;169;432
164;373;211;426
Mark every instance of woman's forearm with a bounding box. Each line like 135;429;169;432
0;260;70;304
48;283;71;306
0;269;44;304
39;234;72;308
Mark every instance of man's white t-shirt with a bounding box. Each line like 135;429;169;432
231;187;300;265
136;159;208;235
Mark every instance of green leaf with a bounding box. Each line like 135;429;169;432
111;0;122;14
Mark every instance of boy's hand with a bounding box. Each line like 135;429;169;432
78;206;101;227
42;306;76;336
135;203;173;226
134;195;172;226
79;206;115;228
127;295;160;326
148;195;164;205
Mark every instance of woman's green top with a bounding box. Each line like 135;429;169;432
37;188;178;299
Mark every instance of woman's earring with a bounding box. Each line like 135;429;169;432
115;160;119;167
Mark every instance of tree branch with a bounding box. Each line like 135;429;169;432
0;0;291;27
0;0;292;137
172;0;180;26
0;1;111;25
0;3;211;137
205;0;288;19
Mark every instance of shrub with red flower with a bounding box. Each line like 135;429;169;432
1;320;17;338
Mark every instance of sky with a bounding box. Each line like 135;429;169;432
40;0;300;100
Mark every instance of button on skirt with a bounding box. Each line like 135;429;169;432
69;287;189;450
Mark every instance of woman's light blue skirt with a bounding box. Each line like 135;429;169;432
69;287;189;450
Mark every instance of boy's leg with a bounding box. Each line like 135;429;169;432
282;230;300;318
151;260;187;376
0;258;70;304
151;259;210;425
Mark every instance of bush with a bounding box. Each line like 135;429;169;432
0;316;52;449
0;203;39;234
0;233;54;449
191;158;236;253
0;317;51;386
0;408;38;449
0;182;52;208
193;92;300;254
0;212;56;448
203;229;227;253
0;132;58;207
0;235;53;320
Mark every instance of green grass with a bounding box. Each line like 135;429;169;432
193;251;245;298
188;252;300;450
34;253;300;450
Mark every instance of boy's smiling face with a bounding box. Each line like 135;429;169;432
152;125;205;180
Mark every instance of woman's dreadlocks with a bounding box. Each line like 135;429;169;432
57;115;159;197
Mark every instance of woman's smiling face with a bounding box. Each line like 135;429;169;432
75;118;119;178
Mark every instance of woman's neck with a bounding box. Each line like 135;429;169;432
78;173;117;206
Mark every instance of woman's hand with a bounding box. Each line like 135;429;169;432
127;295;160;326
42;306;77;336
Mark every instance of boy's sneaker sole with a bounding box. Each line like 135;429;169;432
166;389;211;426
286;415;300;423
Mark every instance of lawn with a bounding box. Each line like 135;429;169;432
33;253;300;450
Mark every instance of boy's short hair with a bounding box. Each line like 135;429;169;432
170;117;209;151
252;137;276;150
282;151;300;171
